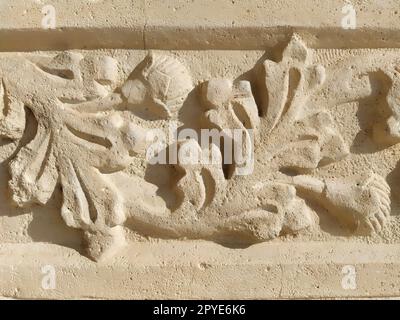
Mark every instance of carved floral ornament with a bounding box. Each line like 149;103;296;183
0;34;397;261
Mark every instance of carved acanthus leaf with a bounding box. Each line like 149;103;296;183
0;79;25;140
257;34;325;133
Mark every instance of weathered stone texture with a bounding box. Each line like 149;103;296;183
0;0;400;299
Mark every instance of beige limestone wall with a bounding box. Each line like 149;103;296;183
0;0;400;299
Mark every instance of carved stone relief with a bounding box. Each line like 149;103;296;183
0;34;399;263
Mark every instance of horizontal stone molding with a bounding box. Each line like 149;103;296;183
0;242;399;299
0;1;400;50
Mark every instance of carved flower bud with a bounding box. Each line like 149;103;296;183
121;79;147;105
201;78;233;109
93;56;118;85
121;122;149;155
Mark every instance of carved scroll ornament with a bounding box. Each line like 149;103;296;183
0;35;396;260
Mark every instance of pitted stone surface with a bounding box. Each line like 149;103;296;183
0;0;400;299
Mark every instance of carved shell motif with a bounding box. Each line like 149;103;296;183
122;52;193;119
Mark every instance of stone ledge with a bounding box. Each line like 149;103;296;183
0;242;399;299
1;0;400;50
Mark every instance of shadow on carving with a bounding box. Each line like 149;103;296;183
0;36;399;262
351;71;393;154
